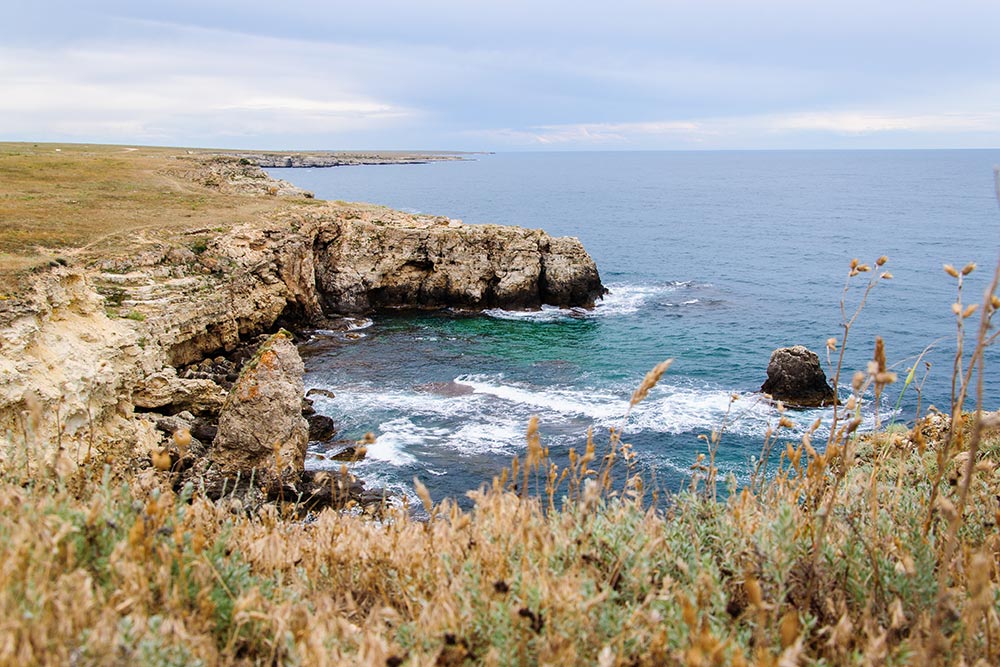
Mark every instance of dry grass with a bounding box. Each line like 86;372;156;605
1;150;998;664
1;253;998;666
0;142;318;294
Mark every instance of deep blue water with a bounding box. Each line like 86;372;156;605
270;150;1000;504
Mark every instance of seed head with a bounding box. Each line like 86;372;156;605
851;369;865;390
876;255;888;267
875;371;897;385
873;336;886;373
630;359;673;407
413;477;433;515
151;448;172;471
961;262;976;275
826;337;837;351
944;264;960;278
173;428;191;450
779;611;801;649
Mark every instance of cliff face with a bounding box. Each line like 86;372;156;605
313;214;604;313
0;182;605;459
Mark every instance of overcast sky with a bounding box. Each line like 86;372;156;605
5;1;1000;150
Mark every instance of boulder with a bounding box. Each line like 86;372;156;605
210;330;308;482
132;368;226;416
761;346;836;408
307;413;337;442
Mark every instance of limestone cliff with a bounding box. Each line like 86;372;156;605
0;156;605;467
312;211;604;313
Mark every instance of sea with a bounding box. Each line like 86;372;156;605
268;150;1000;506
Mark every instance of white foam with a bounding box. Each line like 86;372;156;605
449;421;524;455
617;388;781;437
615;384;899;444
593;281;701;316
346;318;374;331
455;375;627;420
484;304;589;322
361;417;425;466
481;282;701;322
311;384;532;458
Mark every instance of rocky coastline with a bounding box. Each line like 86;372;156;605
0;154;604;510
221;150;472;169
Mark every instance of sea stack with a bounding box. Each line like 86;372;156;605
761;345;837;408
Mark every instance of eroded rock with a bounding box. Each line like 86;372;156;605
210;330;308;482
132;368;226;416
313;217;606;313
761;345;836;408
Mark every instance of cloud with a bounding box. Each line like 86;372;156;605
4;2;1000;149
767;111;1000;135
473;107;1000;149
0;23;420;146
474;121;704;146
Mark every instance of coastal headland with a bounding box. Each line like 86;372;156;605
0;142;603;493
1;143;998;665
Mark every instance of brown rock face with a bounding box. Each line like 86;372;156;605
761;346;837;408
313;218;606;313
211;330;308;480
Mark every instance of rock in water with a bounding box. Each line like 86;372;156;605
761;346;836;408
211;330;308;481
313;218;606;312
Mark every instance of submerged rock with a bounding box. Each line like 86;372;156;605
761;345;837;408
210;330;308;482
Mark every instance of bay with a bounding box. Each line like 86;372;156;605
269;150;1000;504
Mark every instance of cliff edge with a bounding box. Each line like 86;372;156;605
0;145;604;474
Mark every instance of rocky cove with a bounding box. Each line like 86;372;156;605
0;154;604;508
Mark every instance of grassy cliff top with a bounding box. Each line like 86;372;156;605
0;142;463;296
0;143;304;286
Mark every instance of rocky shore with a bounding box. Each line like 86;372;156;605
221;150;471;169
0;153;604;510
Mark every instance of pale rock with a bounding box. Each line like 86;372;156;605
132;368;226;415
210;331;308;481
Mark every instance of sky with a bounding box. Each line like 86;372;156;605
4;1;1000;151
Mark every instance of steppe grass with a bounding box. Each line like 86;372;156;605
0;142;309;293
1;152;997;664
0;252;998;666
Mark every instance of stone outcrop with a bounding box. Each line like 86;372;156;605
229;151;466;169
210;331;308;481
0;154;605;492
761;346;837;408
176;157;315;198
0;269;156;466
313;214;606;312
132;368;226;415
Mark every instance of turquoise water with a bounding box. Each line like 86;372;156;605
271;150;1000;504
